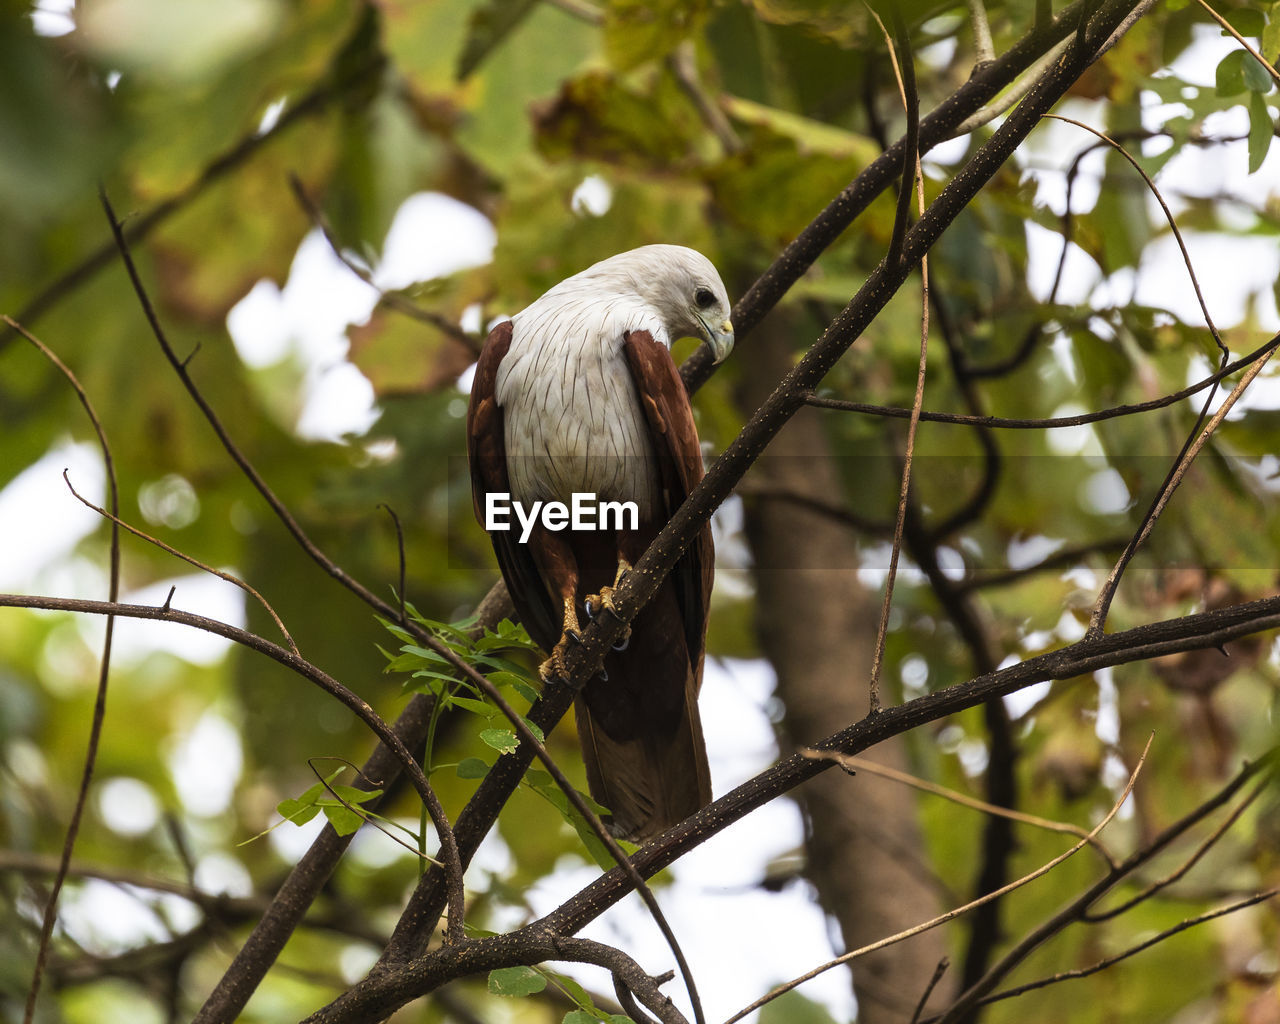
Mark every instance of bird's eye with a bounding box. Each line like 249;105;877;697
694;287;716;309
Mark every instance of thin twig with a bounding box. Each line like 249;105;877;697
724;737;1151;1024
1045;116;1226;356
867;4;927;712
1085;775;1269;922
882;5;922;273
1192;0;1280;89
97;188;412;638
1091;343;1275;634
10;319;121;1024
668;41;742;156
952;890;1278;1012
378;503;408;627
734;482;894;536
804;332;1280;429
61;469;299;656
287;175;482;355
803;750;1115;867
911;958;951;1024
933;751;1277;1021
955;538;1130;593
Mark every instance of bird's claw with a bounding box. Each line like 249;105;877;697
583;587;632;651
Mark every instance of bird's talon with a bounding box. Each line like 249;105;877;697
611;629;631;652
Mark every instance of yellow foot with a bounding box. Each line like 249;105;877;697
539;598;585;685
582;560;633;651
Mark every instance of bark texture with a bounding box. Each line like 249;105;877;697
737;320;952;1021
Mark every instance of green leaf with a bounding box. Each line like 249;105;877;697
602;0;709;71
1264;16;1280;67
323;802;366;836
507;677;542;704
480;728;519;754
444;694;497;718
457;0;539;81
1243;53;1275;93
1222;9;1266;40
473;654;538;677
1216;49;1251;95
275;798;321;826
488;966;547;997
525;775;621;869
329;784;382;806
1248;90;1274;172
456;757;492;779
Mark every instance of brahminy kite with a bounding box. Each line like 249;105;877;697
466;245;733;841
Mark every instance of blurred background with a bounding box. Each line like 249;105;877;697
2;1;1279;1022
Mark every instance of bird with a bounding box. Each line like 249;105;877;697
466;244;734;841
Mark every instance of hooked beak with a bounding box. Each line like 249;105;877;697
698;315;735;365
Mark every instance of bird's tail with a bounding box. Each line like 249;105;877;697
574;675;712;843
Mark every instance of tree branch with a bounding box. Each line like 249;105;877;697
7;319;121;1024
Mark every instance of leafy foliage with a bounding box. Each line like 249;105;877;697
2;1;1280;1022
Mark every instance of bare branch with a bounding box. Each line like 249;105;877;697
97;188;412;636
7;317;121;1024
288;175;482;356
959;890;1278;1012
866;4;929;713
61;469;299;656
724;738;1150;1024
1090;342;1276;634
804;750;1115;868
805;332;1280;429
0;591;467;948
933;751;1277;1022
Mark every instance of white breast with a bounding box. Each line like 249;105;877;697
494;291;667;519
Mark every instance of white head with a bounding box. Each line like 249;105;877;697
576;244;736;364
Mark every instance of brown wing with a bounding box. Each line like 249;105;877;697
571;328;713;840
466;320;561;651
621;328;714;681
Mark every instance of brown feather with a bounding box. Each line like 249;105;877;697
467;321;561;650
